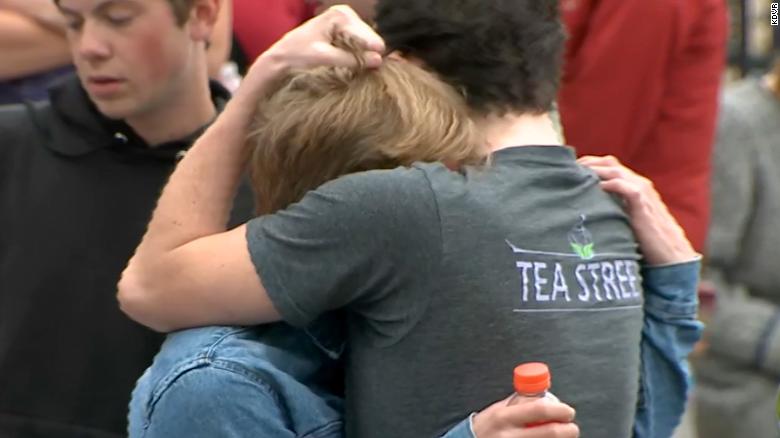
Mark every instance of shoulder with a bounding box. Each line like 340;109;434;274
0;101;37;134
248;166;441;248
313;166;437;212
0;101;48;163
323;165;433;191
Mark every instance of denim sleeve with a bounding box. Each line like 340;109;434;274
439;415;475;438
633;259;703;438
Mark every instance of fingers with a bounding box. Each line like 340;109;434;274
580;157;698;265
498;399;577;427
258;4;385;75
518;422;580;438
584;164;630;182
579;159;643;185
578;155;644;185
321;5;385;65
308;41;383;69
578;156;660;203
473;398;579;438
576;154;621;167
326;5;385;52
234;5;385;120
598;179;643;204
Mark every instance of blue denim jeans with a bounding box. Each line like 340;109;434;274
128;261;701;438
128;324;346;438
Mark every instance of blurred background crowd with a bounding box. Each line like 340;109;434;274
0;0;779;437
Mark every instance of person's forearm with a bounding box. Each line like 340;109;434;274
0;12;70;80
132;54;282;259
0;0;66;32
14;6;64;32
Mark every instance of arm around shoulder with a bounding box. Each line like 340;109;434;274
118;225;281;333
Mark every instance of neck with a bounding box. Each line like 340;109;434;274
126;68;216;146
474;111;562;153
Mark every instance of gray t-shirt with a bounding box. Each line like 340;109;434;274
247;146;644;438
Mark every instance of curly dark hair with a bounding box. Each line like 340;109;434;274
375;0;566;115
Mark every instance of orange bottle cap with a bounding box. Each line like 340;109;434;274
514;362;551;394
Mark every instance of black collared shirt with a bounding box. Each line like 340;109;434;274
0;78;254;437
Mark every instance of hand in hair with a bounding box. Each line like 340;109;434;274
246;47;486;216
237;5;384;102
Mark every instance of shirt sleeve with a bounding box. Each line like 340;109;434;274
438;415;476;438
245;167;442;328
706;100;755;273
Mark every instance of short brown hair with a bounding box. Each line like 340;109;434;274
247;56;487;215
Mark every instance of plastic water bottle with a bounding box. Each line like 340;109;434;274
507;362;559;427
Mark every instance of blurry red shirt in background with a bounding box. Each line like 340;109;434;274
232;0;316;62
559;0;728;252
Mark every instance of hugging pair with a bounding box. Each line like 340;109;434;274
122;3;701;437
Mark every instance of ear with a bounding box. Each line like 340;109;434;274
187;0;221;43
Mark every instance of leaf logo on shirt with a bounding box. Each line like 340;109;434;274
568;214;595;260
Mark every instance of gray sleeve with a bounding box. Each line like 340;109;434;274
705;268;780;376
706;99;755;268
245;168;442;327
704;92;780;376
